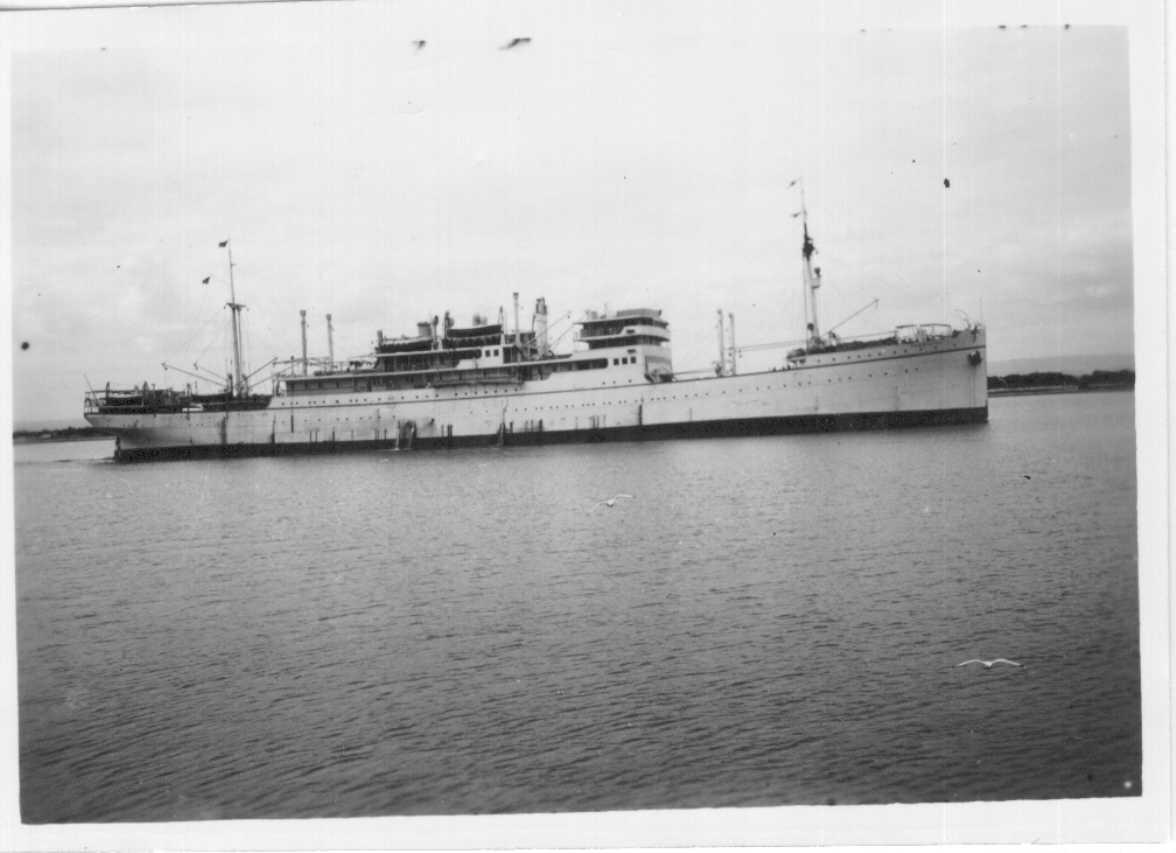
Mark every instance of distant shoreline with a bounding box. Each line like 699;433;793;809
987;369;1133;397
13;427;109;444
989;385;1134;397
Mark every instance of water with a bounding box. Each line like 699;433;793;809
14;392;1140;822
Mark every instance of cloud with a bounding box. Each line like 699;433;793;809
9;13;1136;422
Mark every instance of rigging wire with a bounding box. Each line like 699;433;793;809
178;304;231;364
545;311;576;350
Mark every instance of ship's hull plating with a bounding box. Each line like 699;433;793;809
87;331;987;462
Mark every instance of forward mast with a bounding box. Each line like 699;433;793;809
795;180;823;352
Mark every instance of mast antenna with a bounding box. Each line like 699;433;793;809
716;307;725;376
326;313;335;368
300;309;309;376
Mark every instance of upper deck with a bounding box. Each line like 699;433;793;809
576;308;670;349
278;301;675;396
785;322;986;366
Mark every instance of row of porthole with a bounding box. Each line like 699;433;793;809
290;361;921;405
810;347;916;365
287;352;932;402
282;397;393;406
510;399;641;412
286;368;920;410
454;388;519;397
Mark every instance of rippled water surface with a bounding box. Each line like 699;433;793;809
15;392;1140;821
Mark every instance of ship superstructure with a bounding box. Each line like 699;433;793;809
84;212;987;462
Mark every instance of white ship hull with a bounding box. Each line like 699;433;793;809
86;328;987;462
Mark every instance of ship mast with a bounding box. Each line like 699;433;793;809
794;181;822;350
221;238;247;397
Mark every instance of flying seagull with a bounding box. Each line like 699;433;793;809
591;494;633;510
413;39;427;50
957;658;1023;669
502;37;532;49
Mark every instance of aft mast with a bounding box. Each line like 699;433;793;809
220;238;248;398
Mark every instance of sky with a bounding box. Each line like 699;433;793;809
3;0;1156;426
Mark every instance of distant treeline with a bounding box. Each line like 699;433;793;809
13;425;104;442
988;369;1135;391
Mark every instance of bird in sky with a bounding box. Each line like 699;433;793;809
502;37;532;50
592;493;634;510
957;658;1023;669
412;39;426;50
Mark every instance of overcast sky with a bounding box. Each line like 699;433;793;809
4;0;1155;425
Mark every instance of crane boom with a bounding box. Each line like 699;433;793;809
829;298;879;335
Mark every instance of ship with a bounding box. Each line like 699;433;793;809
84;210;987;462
